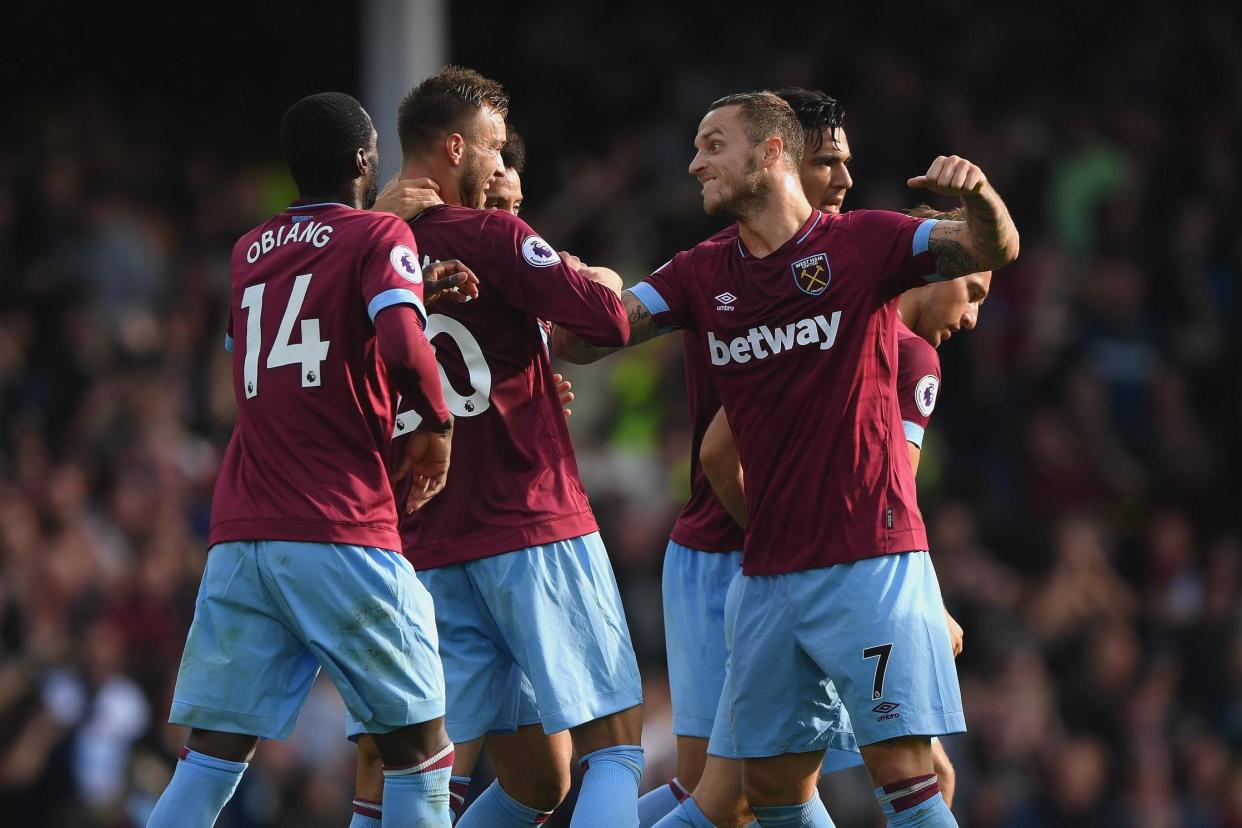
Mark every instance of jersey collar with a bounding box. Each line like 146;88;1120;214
735;209;824;259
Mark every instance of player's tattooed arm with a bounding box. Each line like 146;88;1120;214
910;155;1019;278
551;290;666;364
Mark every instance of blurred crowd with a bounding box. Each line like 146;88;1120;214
2;3;1242;826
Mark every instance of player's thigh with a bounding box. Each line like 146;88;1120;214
476;533;643;734
794;552;966;750
724;574;852;761
662;541;742;740
415;564;524;744
264;542;444;736
170;541;319;740
486;724;573;810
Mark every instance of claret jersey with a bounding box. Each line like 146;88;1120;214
635;209;944;574
210;202;432;551
896;320;941;449
392;205;629;567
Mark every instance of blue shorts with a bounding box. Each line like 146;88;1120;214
662;541;742;738
723;552;964;758
665;541;860;767
492;673;543;734
171;541;444;740
350;533;642;743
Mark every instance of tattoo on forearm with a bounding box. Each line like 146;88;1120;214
958;187;1019;274
929;236;983;279
622;292;662;347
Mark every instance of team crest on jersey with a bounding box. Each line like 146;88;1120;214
521;235;559;268
915;374;939;416
389;244;423;284
792;252;831;296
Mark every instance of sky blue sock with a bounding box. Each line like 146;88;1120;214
569;745;644;827
751;791;835;827
458;779;553;827
146;748;247;828
449;775;471;825
874;775;956;827
350;798;383;828
652;795;716;828
639;778;689;827
382;745;454;828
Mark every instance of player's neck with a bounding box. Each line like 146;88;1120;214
400;158;462;207
896;299;913;328
736;181;814;259
298;190;359;209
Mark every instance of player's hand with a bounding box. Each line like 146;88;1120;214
372;176;442;220
391;418;453;513
944;608;964;657
560;252;623;295
553;373;574;417
423;259;480;304
907;156;988;199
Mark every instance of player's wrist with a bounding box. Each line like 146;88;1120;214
422;414;453;435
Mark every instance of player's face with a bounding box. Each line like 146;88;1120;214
798;128;853;213
689;106;767;217
913;270;992;346
361;129;381;209
461;107;507;209
484;168;524;215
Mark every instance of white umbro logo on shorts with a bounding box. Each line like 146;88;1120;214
716;292;737;311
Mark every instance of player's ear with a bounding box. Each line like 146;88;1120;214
762;136;783;169
354;147;368;177
445;133;466;167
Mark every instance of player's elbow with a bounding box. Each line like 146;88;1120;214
699;436;735;495
984;231;1019;271
998;232;1020;268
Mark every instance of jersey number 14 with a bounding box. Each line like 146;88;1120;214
239;273;330;398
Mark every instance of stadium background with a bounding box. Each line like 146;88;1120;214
2;1;1241;825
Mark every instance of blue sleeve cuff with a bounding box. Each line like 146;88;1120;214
912;218;938;256
913;218;953;282
368;288;427;325
629;281;670;317
903;420;925;448
224;333;233;353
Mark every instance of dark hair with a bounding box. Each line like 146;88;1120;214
907;204;967;221
708;91;804;170
501;127;526;174
280;92;374;196
397;65;510;155
776;87;846;154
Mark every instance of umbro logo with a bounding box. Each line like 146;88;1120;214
873;701;902;721
715;292;737;311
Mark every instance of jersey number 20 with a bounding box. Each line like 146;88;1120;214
393;314;492;435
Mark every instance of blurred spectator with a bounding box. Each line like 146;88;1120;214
2;2;1241;825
